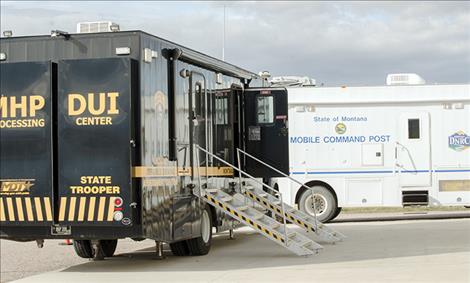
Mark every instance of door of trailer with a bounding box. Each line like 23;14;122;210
244;88;289;177
0;62;55;226
397;112;431;187
57;58;137;229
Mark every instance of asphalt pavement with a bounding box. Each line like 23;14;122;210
1;215;469;283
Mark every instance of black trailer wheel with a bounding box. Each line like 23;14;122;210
331;207;342;221
299;186;338;223
170;240;191;256
100;240;118;257
186;205;213;256
73;240;93;258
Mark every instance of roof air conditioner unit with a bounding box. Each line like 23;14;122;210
386;73;425;86
76;21;119;33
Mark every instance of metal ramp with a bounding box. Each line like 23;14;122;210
202;187;322;256
243;185;345;242
194;145;344;256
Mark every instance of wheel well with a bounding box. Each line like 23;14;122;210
294;180;338;206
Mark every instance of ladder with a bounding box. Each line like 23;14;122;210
194;145;344;256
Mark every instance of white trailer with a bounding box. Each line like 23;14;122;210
271;80;470;222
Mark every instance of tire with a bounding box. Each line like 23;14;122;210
73;239;117;258
100;239;118;257
330;207;342;221
186;205;212;256
73;240;93;258
170;240;191;256
299;185;337;223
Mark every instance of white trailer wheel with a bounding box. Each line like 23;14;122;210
304;194;328;217
201;209;211;243
299;186;338;223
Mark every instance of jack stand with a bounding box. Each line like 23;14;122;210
155;241;164;259
91;240;104;261
229;229;235;240
36;239;44;248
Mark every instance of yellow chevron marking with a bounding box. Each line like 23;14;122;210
68;197;76;221
0;198;5;221
34;197;43;221
24;197;34;221
6;198;15;221
88;197;96;221
107;197;116;221
97;197;106;221
77;197;86;221
43;197;52;221
15;198;24;221
58;197;67;221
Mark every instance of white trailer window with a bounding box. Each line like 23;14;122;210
408;118;420;139
257;96;274;124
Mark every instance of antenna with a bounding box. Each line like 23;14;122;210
222;5;226;61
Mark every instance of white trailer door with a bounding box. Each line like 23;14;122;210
398;112;432;187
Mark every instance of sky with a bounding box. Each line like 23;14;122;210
1;1;469;86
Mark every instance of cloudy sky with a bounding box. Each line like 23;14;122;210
1;1;469;86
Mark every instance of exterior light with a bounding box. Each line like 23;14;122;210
3;30;12;37
115;47;131;55
110;24;120;32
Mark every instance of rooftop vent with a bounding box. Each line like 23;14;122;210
270;76;316;87
76;21;119;33
386;73;425;86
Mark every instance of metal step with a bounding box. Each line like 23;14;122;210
200;188;322;256
243;185;345;243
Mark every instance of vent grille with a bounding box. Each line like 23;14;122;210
77;21;115;33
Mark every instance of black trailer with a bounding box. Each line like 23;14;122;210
0;30;305;258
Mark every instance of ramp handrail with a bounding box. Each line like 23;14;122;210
236;148;318;230
195;145;289;245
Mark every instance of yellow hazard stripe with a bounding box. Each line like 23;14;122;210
68;197;76;221
34;197;44;221
97;197;106;221
43;197;53;221
77;197;86;221
204;194;285;244
0;198;5;221
59;197;67;221
6;198;15;221
243;190;316;233
0;196;119;223
88;197;96;221
24;197;34;221
107;197;116;221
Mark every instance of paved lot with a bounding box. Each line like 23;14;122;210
1;218;469;283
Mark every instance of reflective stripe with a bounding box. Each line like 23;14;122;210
24;197;34;221
88;197;96;221
43;197;52;221
0;198;5;221
107;197;116;221
68;197;76;221
97;197;106;221
34;197;44;221
77;197;86;221
6;198;15;221
58;197;67;221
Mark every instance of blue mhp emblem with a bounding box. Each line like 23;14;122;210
448;131;470;152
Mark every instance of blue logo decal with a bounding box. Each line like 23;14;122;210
448;131;470;152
